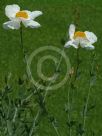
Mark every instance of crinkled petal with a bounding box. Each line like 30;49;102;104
69;24;75;40
31;11;43;19
3;21;20;30
80;38;89;48
80;41;95;50
22;20;41;28
84;44;95;50
5;4;20;19
85;31;97;44
64;40;78;49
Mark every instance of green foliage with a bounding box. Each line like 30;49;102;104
0;0;102;136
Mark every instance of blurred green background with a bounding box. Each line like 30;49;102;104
0;0;102;135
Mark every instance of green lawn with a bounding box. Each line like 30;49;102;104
0;0;102;135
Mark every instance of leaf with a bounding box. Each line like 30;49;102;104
90;74;97;86
7;120;13;136
88;104;96;112
67;120;76;127
76;123;84;135
18;77;24;85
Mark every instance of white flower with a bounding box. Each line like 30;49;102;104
64;24;97;50
3;4;43;30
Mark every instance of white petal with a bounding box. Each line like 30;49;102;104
5;4;20;19
69;24;75;40
80;38;95;50
80;38;89;48
81;42;95;50
31;11;43;19
64;40;78;49
22;20;41;28
85;44;95;50
85;31;97;44
3;21;20;30
88;45;95;50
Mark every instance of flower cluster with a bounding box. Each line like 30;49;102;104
3;4;97;49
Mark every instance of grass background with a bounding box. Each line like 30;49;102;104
0;0;102;135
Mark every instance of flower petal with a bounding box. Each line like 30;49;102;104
22;20;41;28
80;41;95;50
31;11;43;19
85;44;95;50
80;38;89;48
64;40;78;49
5;4;20;19
85;31;97;44
69;24;75;40
3;21;20;30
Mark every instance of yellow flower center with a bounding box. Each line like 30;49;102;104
16;11;28;19
74;31;86;38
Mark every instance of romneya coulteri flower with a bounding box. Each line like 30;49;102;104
3;4;43;29
64;24;97;50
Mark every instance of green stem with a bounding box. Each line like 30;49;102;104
12;107;18;123
29;110;40;136
67;48;80;136
20;24;29;78
82;52;95;136
12;25;33;123
67;74;74;136
74;48;80;81
52;122;61;136
68;79;71;136
20;24;26;62
83;86;91;131
56;48;64;72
